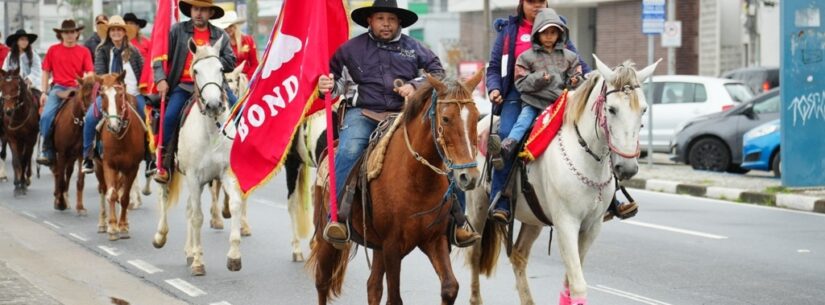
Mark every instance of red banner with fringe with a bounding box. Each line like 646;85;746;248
229;0;348;195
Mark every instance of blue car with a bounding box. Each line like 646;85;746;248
741;119;781;177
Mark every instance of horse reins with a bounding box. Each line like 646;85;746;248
2;76;35;131
191;55;228;117
98;84;134;139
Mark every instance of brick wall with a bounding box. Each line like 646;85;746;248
676;0;699;75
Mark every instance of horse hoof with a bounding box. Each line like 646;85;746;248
13;189;23;197
227;258;242;271
210;220;224;230
292;253;304;262
0;177;7;183
129;203;141;210
108;232;119;241
186;256;194;266
77;209;87;217
241;228;251;237
191;265;206;276
98;226;107;233
222;210;231;219
152;237;166;249
119;231;130;239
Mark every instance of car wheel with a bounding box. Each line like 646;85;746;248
771;151;781;178
688;138;730;172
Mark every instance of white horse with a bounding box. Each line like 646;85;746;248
152;36;248;276
465;55;659;305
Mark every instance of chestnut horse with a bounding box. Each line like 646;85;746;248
0;68;39;196
307;71;483;305
92;73;146;240
51;74;97;213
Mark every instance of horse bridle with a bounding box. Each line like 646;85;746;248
1;75;35;131
98;83;132;137
575;79;642;162
191;55;227;116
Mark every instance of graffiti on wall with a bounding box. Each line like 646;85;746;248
788;90;825;127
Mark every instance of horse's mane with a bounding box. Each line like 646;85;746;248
403;77;472;124
566;60;642;125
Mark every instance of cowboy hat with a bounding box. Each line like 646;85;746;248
5;29;38;47
179;0;225;20
210;11;246;29
53;19;85;33
123;13;148;29
351;0;418;29
97;15;139;41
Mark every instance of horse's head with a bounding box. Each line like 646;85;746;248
591;55;660;180
416;70;483;191
225;61;248;97
189;36;227;118
98;72;132;134
0;68;25;116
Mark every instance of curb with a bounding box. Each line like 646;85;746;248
620;178;825;214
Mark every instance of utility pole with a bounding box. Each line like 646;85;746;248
484;0;491;51
667;0;676;75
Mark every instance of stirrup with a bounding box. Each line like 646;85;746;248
323;221;350;249
488;192;512;225
450;222;480;248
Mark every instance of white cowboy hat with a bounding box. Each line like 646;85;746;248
210;11;246;29
97;15;139;41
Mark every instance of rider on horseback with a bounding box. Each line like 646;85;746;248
317;0;480;248
36;19;94;166
152;0;238;184
2;29;43;99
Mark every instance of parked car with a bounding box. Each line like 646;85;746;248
721;66;779;94
670;88;779;172
640;75;754;153
741;119;781;177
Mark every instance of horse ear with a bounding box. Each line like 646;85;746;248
117;71;126;83
188;38;198;54
461;69;485;93
214;35;224;51
426;74;447;93
234;61;246;74
592;54;616;84
635;58;662;83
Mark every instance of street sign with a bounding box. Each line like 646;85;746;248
642;0;666;34
661;20;682;47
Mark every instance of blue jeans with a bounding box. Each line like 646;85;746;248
491;99;522;212
161;86;238;149
508;105;539;142
333;108;377;200
39;85;72;156
83;95;146;157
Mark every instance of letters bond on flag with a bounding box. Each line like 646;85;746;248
230;0;348;195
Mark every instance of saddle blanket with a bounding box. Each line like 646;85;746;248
519;91;568;161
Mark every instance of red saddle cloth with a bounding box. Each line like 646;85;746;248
519;91;568;161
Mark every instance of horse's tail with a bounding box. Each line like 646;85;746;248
295;163;313;238
165;172;184;208
477;218;502;276
305;183;351;301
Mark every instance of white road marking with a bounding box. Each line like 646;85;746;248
209;302;233;305
798;249;811;253
253;198;286;210
43;220;61;230
69;233;89;242
622;220;728;240
97;245;121;256
165;278;207;297
21;211;37;219
127;259;163;274
633;189;825;218
590;284;673;305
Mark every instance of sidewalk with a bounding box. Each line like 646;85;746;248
0;205;188;305
626;154;825;213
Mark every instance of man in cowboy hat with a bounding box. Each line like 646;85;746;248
84;14;109;63
123;13;152;70
36;19;94;165
317;0;480;247
152;0;236;183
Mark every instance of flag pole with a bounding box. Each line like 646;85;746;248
324;93;338;222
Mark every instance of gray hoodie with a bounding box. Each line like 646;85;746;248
514;8;581;110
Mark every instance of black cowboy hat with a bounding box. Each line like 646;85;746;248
123;13;148;29
5;29;38;47
179;0;225;20
351;0;418;29
53;19;85;33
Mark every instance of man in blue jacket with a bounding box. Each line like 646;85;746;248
317;0;480;247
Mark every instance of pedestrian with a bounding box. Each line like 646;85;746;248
211;11;259;78
2;29;43;98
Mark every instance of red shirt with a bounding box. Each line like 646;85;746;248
180;27;210;83
231;34;259;78
515;20;533;59
131;36;152;64
0;44;9;67
42;43;93;87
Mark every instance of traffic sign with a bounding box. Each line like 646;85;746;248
642;0;666;34
661;20;682;47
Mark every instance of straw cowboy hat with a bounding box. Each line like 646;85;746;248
52;19;85;33
5;29;38;47
210;11;245;29
97;16;139;41
180;0;225;20
123;13;148;29
351;0;418;28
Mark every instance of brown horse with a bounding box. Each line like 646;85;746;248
307;71;483;305
51;74;97;213
0;68;39;196
92;73;145;240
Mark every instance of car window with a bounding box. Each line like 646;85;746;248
724;83;754;103
641;82;658;104
694;84;707;102
661;82;703;104
753;93;780;114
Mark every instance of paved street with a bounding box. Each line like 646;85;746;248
1;160;824;305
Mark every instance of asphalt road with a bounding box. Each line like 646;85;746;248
0;160;823;305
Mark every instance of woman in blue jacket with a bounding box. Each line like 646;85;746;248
486;0;592;223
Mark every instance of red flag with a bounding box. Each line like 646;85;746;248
230;0;349;195
139;0;179;94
